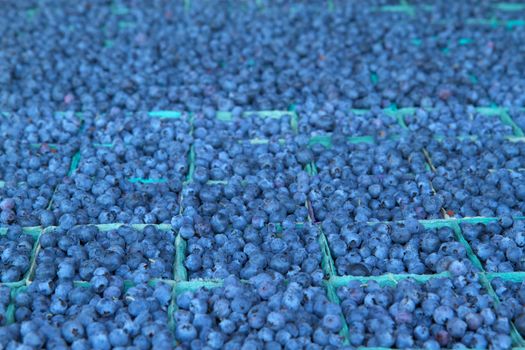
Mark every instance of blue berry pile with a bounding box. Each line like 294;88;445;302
337;277;512;349
404;106;515;137
327;221;477;276
2;0;525;349
491;277;525;339
309;137;442;223
35;225;175;283
0;227;35;283
428;138;525;217
174;276;345;349
299;108;403;138
462;220;525;272
9;281;173;349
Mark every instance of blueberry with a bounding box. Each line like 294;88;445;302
0;229;34;282
492;334;512;350
219;319;236;334
322;314;342;333
396;332;414;348
266;311;286;330
176;323;197;343
446;318;467;338
95;298;118;317
62;320;85;343
414;325;429;341
109;329;129;347
89;332;111;350
448;260;468;276
465;312;483;331
423;339;441;350
185;254;202;272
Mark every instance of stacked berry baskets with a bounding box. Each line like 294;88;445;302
1;106;525;349
3;0;525;349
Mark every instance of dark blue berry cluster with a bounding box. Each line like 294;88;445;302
308;138;443;223
404;106;515;137
462;220;525;272
491;277;525;338
35;225;175;284
428;137;525;171
43;114;193;226
176;179;309;236
1;281;173;349
84;114;192;173
338;277;513;349
298;107;403;138
1;0;525;349
195;111;297;140
50;174;182;227
327;221;476;276
0;225;175;348
0;143;73;226
174;275;344;349
1;111;81;145
0;226;35;283
428;138;525;217
193;137;309;183
183;222;323;284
